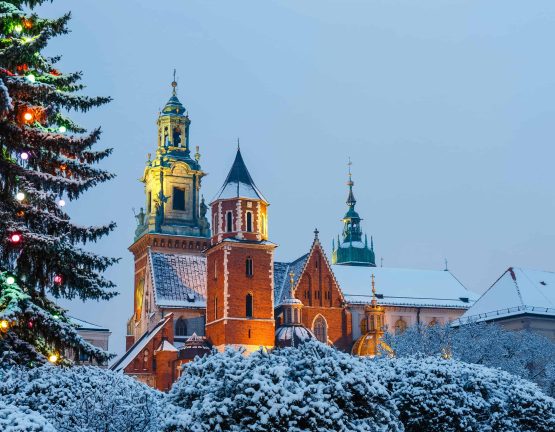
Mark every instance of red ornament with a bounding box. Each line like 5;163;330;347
16;210;25;218
28;320;33;329
53;275;63;285
22;18;32;29
9;233;21;243
16;64;29;73
49;69;61;76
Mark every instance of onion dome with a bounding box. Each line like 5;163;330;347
161;75;186;116
178;333;212;361
275;324;316;348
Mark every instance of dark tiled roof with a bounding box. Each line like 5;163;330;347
150;251;206;308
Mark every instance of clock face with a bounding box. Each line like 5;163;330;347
135;278;145;321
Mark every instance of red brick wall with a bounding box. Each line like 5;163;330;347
293;244;353;351
211;199;268;243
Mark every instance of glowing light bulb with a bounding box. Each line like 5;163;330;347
58;126;67;133
20;152;29;160
16;192;25;201
26;74;35;83
58;199;66;207
14;24;22;33
23;112;33;122
48;354;58;363
10;233;21;243
6;276;15;285
0;320;8;330
53;275;63;285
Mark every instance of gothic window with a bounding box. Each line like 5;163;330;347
226;211;233;232
246;293;253;318
214;297;218;320
395;318;407;334
307;274;312;306
246;211;253;232
313;315;327;344
175;318;187;337
246;257;253;277
173;187;185;211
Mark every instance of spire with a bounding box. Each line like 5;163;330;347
314;228;319;240
171;69;177;96
161;69;186;116
371;273;377;302
213;146;268;203
346;157;356;208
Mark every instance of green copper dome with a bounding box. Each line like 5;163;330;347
161;94;186;116
332;165;376;267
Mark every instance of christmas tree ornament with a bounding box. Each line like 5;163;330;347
26;74;36;82
60;163;67;171
6;276;15;285
0;320;9;330
16;210;25;217
58;199;66;207
20;152;29;160
23;111;34;122
48;354;58;363
58;125;67;133
10;233;22;243
23;18;32;29
53;275;63;285
28;320;33;329
16;192;25;201
14;24;23;33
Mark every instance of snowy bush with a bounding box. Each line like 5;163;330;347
0;404;55;432
162;340;403;432
373;356;555;432
382;322;555;396
0;365;162;432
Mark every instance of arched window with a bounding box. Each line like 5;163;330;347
313;315;327;344
175;318;187;336
306;274;312;306
214;296;218;320
360;317;367;333
395;318;407;334
245;257;253;277
246;212;253;232
213;214;218;234
214;259;218;280
246;294;253;318
226;211;233;232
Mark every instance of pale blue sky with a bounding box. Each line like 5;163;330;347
38;0;555;356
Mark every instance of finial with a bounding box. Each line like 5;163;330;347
171;69;177;95
314;228;319;239
371;273;377;300
444;258;448;271
289;271;295;290
237;137;240;150
347;157;353;186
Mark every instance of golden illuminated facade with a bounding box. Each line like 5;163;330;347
351;274;389;357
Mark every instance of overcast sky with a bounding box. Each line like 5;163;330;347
38;0;555;356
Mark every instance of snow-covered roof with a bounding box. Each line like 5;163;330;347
70;317;110;332
274;254;309;306
111;315;171;372
213;148;268;203
457;267;555;324
150;251;206;308
156;339;178;352
333;266;478;309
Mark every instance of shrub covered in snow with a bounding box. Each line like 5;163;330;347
162;341;403;432
382;322;555;397
373;356;555;432
0;365;162;432
0;404;55;432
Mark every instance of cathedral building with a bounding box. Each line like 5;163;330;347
112;81;478;390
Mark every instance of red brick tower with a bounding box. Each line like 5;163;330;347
205;147;276;352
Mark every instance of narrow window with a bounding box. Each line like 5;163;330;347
246;293;253;318
214;297;218;320
313;316;327;344
214;260;218;280
226;211;233;232
175;318;187;336
246;257;253;277
173;187;185;210
213;214;218;234
248;329;251;338
246;212;253;232
147;191;152;213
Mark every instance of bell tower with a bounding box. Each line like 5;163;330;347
127;75;211;344
205;146;276;352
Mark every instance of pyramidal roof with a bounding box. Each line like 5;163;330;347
213;148;268;203
458;267;555;323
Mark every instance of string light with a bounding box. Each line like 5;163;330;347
0;320;9;330
16;192;25;201
58;199;66;207
23;111;33;122
13;24;22;33
48;354;58;363
20;152;29;160
6;276;15;285
16;210;25;217
26;74;35;83
53;275;63;285
10;233;21;243
58;126;67;133
23;18;32;29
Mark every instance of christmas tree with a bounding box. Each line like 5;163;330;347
0;0;116;366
